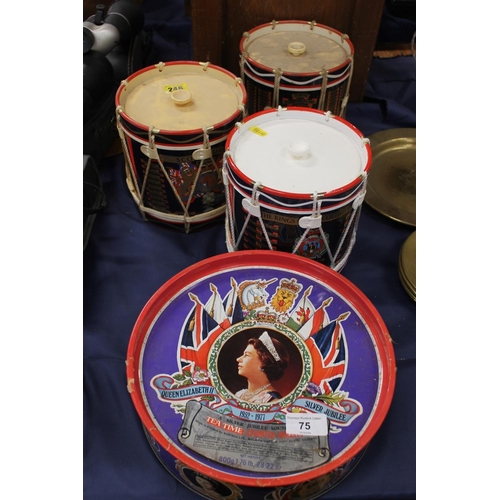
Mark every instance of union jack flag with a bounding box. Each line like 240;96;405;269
306;311;350;394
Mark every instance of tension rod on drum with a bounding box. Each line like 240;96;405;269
116;108;147;220
238;183;273;251
340;56;354;118
331;178;367;270
272;69;283;109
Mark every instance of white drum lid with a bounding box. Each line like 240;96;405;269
245;29;348;73
122;71;242;131
229;113;368;194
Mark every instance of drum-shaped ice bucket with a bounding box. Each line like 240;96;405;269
240;20;354;117
223;106;371;271
115;61;247;232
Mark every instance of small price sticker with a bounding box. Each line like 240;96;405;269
286;413;328;436
164;83;189;93
249;126;268;137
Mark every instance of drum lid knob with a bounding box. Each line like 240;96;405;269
288;140;310;159
171;89;192;105
288;42;306;56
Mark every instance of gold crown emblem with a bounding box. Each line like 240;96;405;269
256;307;277;323
279;278;302;294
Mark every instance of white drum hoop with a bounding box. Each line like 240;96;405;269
242;60;352;90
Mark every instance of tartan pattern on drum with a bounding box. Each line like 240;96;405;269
242;216;279;250
141;160;171;214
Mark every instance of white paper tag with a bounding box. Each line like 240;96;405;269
285;413;328;436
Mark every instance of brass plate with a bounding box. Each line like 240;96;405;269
365;128;416;226
399;231;416;301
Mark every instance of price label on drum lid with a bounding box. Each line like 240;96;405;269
286;413;328;436
164;83;189;93
249;126;268;137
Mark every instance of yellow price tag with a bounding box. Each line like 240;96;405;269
249;126;268;137
164;83;189;93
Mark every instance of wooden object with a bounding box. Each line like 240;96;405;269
189;0;385;102
374;42;416;58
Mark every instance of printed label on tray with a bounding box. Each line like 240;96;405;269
285;413;328;436
164;83;189;93
178;401;330;473
147;274;365;474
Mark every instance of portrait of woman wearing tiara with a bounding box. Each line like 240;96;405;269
234;331;290;403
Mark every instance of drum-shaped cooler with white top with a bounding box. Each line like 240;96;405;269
223;107;371;271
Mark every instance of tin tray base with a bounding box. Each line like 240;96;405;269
126;250;397;497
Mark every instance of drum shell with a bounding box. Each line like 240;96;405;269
116;61;247;230
226;166;363;268
240;21;354;116
243;74;350;118
119;125;228;227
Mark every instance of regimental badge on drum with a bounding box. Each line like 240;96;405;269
294;229;330;260
166;160;223;212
